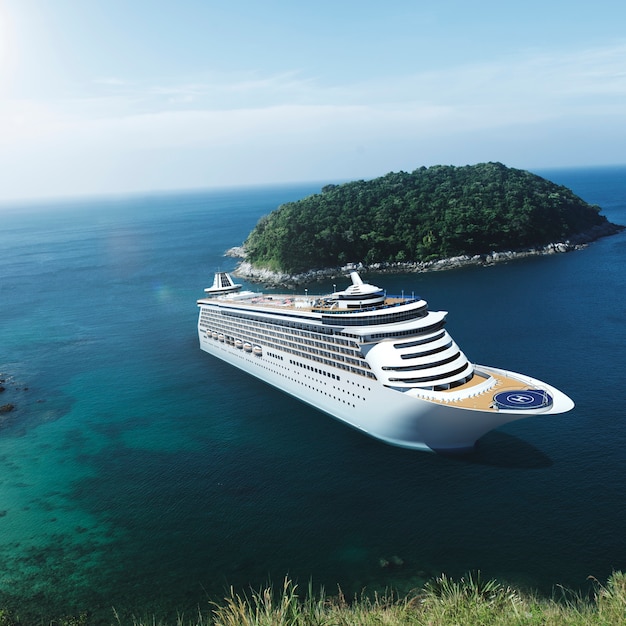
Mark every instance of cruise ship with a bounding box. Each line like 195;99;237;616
197;271;574;452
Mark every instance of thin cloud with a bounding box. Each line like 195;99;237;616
1;42;625;200
93;77;128;86
41;42;626;125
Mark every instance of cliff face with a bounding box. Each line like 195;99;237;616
240;162;620;275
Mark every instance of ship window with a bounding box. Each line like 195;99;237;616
383;351;461;372
368;320;446;341
388;362;471;384
394;330;446;349
400;340;453;360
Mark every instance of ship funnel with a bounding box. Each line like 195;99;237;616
330;271;385;307
349;271;364;286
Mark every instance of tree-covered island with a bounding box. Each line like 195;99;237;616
235;162;622;282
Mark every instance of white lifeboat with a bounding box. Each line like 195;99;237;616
253;345;262;356
235;339;243;349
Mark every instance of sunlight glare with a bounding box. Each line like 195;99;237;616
0;6;15;82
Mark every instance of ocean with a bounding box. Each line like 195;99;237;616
0;167;625;623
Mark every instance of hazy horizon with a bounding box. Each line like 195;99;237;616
1;162;626;210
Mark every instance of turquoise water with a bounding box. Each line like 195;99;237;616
0;171;625;623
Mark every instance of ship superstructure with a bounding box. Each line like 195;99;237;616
197;271;574;452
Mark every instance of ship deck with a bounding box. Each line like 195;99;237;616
421;369;538;411
200;294;411;313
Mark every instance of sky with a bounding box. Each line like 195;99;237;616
0;0;625;202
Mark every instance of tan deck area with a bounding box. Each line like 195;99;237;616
427;369;535;411
211;295;411;313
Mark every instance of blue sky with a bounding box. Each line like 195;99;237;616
1;0;625;201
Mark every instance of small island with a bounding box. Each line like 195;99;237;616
233;162;622;284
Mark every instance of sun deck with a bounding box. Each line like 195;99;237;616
200;293;415;314
414;369;542;411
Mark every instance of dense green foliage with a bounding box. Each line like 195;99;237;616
243;162;607;273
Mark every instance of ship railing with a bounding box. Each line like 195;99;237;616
386;293;422;302
313;297;422;315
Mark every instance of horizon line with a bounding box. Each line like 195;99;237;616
1;162;625;208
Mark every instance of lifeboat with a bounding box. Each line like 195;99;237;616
218;334;225;342
235;339;243;349
211;331;218;339
253;345;262;356
243;342;252;352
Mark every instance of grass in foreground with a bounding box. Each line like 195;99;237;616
2;571;626;625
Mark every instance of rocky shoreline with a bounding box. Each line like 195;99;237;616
227;221;624;288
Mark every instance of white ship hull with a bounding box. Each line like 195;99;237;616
197;271;574;452
198;328;571;452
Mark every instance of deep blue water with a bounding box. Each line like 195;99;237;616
0;169;625;623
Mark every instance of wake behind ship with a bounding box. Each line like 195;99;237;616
197;271;574;452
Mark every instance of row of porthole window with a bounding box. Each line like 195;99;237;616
202;309;376;379
204;314;364;363
218;308;361;349
249;360;358;409
207;338;367;405
204;318;371;375
289;358;340;380
206;327;375;379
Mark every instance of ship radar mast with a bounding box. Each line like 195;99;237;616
330;271;385;308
